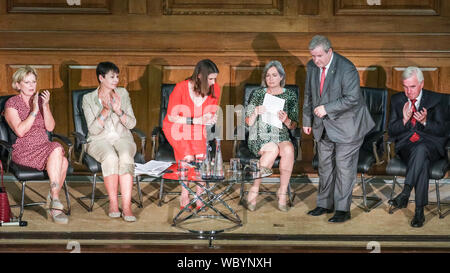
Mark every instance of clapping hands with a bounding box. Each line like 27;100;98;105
31;90;51;115
402;101;427;125
111;92;122;115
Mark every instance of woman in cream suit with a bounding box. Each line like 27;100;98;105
82;62;137;222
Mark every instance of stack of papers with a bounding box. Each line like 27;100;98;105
135;160;173;177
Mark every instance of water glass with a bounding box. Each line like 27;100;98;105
178;159;189;180
249;159;260;178
229;158;241;172
194;158;203;179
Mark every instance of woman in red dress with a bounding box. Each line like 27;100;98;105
5;66;69;224
162;59;221;210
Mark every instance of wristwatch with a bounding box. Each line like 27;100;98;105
186;117;193;125
98;113;106;121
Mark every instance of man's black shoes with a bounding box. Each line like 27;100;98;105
388;192;409;209
307;207;334;216
328;210;351;223
410;207;425;228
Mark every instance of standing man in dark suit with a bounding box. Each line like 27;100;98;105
388;66;447;228
303;35;375;223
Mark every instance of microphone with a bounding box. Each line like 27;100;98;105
0;221;28;227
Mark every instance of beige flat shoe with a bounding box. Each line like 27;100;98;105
244;189;258;212
108;212;121;218
276;191;289;212
122;213;136;222
48;209;69;224
47;191;64;211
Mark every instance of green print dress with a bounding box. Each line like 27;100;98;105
246;87;299;156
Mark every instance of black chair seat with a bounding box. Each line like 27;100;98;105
9;163;73;184
82;154;101;174
357;149;376;174
154;141;175;162
387;157;448;180
9;163;49;181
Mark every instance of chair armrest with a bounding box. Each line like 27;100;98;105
291;127;302;160
131;128;147;158
0;140;13;173
50;132;74;165
292;127;301;140
386;140;395;162
365;130;385;165
0;140;13;152
151;126;162;159
72;132;87;144
152;126;162;137
50;133;73;147
71;132;87;165
131;128;146;141
446;139;450;161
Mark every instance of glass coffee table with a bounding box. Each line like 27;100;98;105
160;162;272;245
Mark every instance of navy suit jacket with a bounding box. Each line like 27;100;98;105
388;89;447;157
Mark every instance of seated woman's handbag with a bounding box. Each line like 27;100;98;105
0;160;11;223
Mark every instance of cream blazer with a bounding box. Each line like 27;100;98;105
82;87;136;143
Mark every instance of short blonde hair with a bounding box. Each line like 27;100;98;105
12;66;38;91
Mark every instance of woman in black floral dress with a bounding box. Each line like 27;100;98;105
244;60;299;212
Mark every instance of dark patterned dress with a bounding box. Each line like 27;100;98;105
5;95;63;171
246;87;299;156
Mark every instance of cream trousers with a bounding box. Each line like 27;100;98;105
87;138;137;177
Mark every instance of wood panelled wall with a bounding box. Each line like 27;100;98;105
0;0;449;164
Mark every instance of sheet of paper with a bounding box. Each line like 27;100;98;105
134;160;173;177
261;93;285;129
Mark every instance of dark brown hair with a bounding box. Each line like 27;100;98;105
187;59;219;98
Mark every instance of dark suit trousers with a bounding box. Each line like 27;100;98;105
398;140;441;207
317;130;363;212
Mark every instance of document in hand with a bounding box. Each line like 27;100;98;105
262;93;285;129
135;160;173;177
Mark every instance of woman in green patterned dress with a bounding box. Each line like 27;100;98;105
244;60;299;212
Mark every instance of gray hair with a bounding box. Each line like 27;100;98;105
308;35;332;53
261;60;286;87
402;66;424;83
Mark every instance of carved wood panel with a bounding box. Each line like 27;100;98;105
162;65;195;83
126;65;149;136
357;66;385;88
7;0;112;14
298;0;319;15
335;0;440;16
163;0;283;15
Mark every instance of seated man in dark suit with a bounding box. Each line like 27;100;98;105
388;66;447;228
